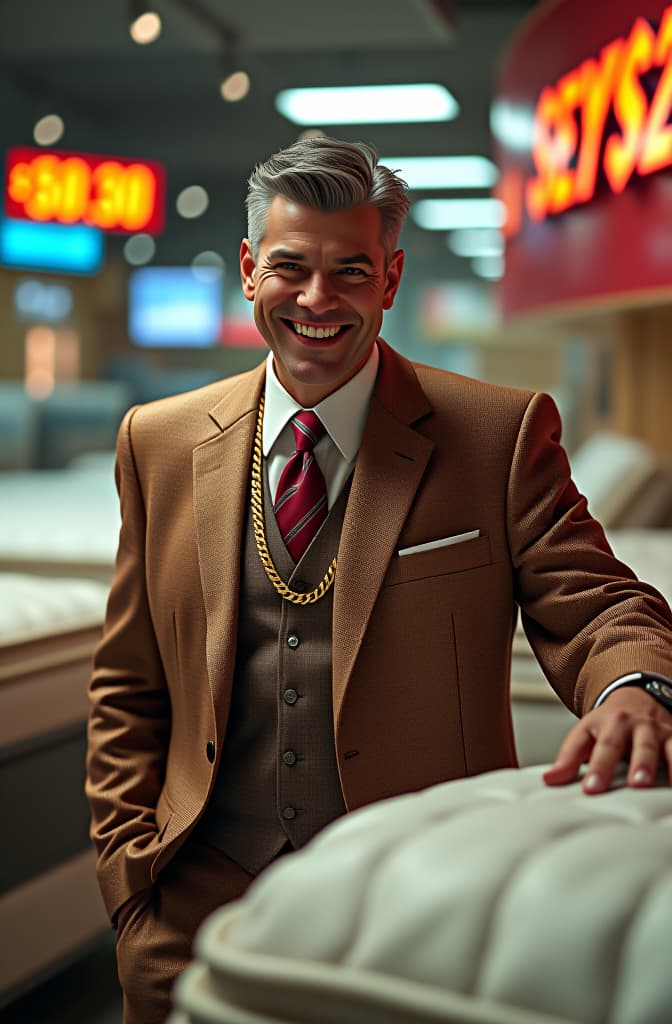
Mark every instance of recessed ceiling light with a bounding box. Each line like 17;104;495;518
124;234;156;266
191;250;225;282
34;114;64;146
380;156;498;190
411;198;505;230
130;12;162;45
220;71;251;102
176;185;210;219
275;84;459;125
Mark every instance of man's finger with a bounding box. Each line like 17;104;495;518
542;724;596;786
627;721;661;787
580;711;632;794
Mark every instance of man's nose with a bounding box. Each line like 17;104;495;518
296;272;339;313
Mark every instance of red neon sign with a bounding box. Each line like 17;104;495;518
5;146;166;234
507;4;672;236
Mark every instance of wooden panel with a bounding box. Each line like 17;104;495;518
613;308;672;460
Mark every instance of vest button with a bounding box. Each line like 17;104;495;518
282;750;297;767
205;740;215;763
287;634;300;649
282;805;296;821
293;579;307;593
283;688;299;705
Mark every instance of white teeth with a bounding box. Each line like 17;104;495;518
292;322;342;338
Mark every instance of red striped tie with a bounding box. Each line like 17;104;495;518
274;411;328;562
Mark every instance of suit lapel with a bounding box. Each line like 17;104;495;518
332;342;434;725
193;362;265;728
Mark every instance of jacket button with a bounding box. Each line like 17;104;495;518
206;740;215;763
282;806;296;820
287;634;300;649
282;750;297;767
283;688;299;705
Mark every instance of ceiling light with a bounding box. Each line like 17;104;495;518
130;11;162;45
275;84;459;126
447;228;504;258
411;198;506;230
176;185;209;219
33;114;64;146
380;156;498;190
220;71;250;102
124;233;155;266
191;250;225;282
472;254;504;281
490;100;535;153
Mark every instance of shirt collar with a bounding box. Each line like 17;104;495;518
262;343;379;462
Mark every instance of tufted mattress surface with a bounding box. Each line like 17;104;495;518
0;572;109;646
172;766;672;1024
0;464;119;578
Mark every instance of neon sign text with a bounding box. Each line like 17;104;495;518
521;5;672;230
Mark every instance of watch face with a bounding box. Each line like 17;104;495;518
647;679;672;707
658;681;672;701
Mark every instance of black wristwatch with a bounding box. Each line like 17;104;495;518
624;674;672;714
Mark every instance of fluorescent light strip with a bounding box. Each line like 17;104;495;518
448;228;504;258
472;254;504;281
411;198;506;230
275;84;459;126
380;155;498;189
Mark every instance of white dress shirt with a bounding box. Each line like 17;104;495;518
262;343;379;509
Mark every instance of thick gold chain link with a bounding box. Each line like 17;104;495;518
251;396;336;605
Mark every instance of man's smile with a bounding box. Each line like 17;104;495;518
280;317;352;342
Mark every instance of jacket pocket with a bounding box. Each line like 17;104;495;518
155;787;176;839
384;533;492;586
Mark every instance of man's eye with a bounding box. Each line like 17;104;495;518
339;267;366;276
275;262;302;271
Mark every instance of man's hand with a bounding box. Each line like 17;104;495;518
543;686;672;794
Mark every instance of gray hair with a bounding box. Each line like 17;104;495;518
245;136;410;263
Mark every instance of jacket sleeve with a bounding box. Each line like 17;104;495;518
507;392;672;715
85;406;171;923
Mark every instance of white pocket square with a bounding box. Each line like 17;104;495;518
398;530;480;557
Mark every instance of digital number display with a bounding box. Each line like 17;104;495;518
5;146;166;234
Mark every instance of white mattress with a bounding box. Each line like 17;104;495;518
0;461;119;577
0;573;109;646
173;765;672;1024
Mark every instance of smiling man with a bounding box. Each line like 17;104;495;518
86;136;672;1023
239;196;403;405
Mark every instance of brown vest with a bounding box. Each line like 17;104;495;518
195;471;349;874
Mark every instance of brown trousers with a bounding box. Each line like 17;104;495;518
115;838;254;1024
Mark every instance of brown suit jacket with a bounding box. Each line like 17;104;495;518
86;340;672;922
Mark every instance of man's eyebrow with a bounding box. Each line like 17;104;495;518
265;248;375;267
267;248;305;261
335;253;375;267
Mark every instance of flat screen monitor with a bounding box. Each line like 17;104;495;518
128;266;223;347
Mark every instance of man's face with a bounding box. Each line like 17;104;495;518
240;195;404;406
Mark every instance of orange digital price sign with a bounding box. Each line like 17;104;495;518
5;146;166;234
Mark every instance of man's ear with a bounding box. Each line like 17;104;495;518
240;239;257;300
382;249;404;310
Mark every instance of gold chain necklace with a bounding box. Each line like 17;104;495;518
251;395;337;604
